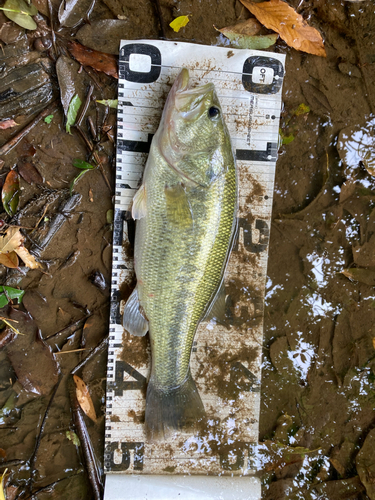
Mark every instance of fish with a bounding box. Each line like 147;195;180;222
123;68;237;438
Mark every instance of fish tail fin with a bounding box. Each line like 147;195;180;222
145;372;205;439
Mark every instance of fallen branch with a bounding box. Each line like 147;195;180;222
0;101;59;157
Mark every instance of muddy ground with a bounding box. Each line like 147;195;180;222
0;0;375;498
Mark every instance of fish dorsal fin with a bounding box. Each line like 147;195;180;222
123;287;149;336
164;183;193;227
203;280;229;328
132;184;147;220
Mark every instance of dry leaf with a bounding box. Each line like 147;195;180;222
68;41;118;79
240;0;326;57
217;18;262;37
0;251;19;269
0;227;42;269
341;267;375;286
73;374;97;423
215;21;278;50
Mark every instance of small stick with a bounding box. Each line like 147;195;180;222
0;101;58;157
70;381;102;500
55;348;90;354
45;315;89;340
28;376;62;496
153;0;166;38
23;472;84;500
47;0;58;58
71;336;108;375
87;116;97;142
76;85;94;128
75;125;112;192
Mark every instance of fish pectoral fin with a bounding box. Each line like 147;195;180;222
123;287;149;336
132;184;147;220
203;280;230;329
164;183;193;227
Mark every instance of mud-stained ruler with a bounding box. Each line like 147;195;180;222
104;40;285;496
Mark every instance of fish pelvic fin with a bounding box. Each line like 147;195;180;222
123;287;149;336
145;372;205;439
132;184;147;220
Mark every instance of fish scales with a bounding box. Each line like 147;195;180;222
123;68;237;438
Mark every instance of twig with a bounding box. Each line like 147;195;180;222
153;0;166;38
28;376;62;496
71;336;108;375
45;315;89;340
70;380;102;500
0;101;59;157
30;193;82;256
0;459;25;468
75;125;112;192
1;319;24;336
76;85;94;127
56;348;90;354
23;472;84;500
47;0;58;58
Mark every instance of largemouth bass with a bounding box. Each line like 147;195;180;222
123;68;237;438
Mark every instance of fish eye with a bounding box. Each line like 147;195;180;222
208;106;220;119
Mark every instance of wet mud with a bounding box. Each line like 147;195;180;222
0;0;374;497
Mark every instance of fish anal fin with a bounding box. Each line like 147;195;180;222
132;184;147;220
203;280;229;328
164;183;193;227
123;287;149;336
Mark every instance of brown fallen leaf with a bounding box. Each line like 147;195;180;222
18;160;43;185
0;119;18;130
341;267;375;286
0;251;19;269
0;227;42;269
218;18;262;37
240;0;326;57
68;41;118;79
215;20;278;50
73;374;97;423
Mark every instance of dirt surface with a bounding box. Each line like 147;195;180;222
0;0;375;498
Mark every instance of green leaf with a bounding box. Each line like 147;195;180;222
44;114;54;124
66;94;82;134
70;169;89;195
0;286;25;308
222;32;278;50
294;103;310;116
96;99;118;109
279;129;295;146
1;0;37;30
106;209;114;224
2;170;19;216
169;15;189;32
72;159;96;170
66;430;80;446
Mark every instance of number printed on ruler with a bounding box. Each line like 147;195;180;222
105;40;285;475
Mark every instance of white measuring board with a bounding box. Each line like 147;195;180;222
105;40;285;494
